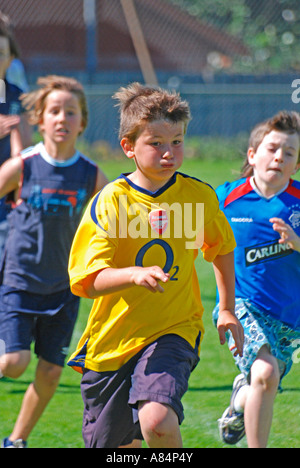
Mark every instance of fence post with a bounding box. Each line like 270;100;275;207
83;0;98;74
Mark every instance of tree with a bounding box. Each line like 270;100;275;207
167;0;300;72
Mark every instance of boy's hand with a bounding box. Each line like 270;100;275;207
131;266;170;293
217;310;244;357
270;217;300;252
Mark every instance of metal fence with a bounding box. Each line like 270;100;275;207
83;77;299;146
0;0;299;145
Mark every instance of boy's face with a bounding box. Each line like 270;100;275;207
121;119;185;191
39;89;84;154
248;130;300;192
0;36;11;79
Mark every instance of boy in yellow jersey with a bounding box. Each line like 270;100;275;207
68;83;244;448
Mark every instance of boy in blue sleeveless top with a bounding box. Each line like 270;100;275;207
0;75;107;448
214;111;300;448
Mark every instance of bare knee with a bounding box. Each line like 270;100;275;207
251;348;280;393
0;351;31;379
35;359;63;394
138;401;182;447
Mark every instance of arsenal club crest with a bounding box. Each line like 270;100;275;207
149;209;168;235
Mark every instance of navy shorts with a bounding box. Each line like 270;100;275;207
0;286;80;367
80;334;200;448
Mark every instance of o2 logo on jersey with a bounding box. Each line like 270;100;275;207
135;239;179;281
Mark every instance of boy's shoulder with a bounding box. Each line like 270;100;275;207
21;142;98;170
287;178;300;196
175;172;218;201
176;172;214;190
216;178;252;205
21;143;42;160
97;174;129;198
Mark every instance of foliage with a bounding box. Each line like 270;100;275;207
168;0;300;73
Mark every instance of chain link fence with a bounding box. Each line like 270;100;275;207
1;0;299;146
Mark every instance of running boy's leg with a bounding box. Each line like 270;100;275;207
0;350;31;379
2;292;79;445
9;358;63;442
244;345;280;448
129;334;199;449
138;401;182;448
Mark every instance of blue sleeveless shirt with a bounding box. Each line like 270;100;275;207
2;142;98;294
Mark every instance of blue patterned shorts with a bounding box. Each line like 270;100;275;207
213;298;300;382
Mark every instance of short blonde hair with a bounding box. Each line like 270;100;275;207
113;82;191;143
21;75;88;133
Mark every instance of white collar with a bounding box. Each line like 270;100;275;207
250;176;289;200
37;142;80;167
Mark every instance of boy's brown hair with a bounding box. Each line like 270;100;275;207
241;110;300;178
113;82;191;142
21;75;88;132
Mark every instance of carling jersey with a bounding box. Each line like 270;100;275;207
217;177;300;330
2;142;98;295
68;172;236;372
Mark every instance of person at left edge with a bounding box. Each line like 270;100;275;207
0;75;108;448
0;14;31;258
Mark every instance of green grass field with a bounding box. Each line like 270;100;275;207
1;157;299;448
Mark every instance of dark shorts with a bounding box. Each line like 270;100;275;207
0;286;80;367
80;334;200;448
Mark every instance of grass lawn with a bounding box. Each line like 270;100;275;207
0;156;299;448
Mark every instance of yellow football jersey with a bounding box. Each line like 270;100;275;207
68;172;236;373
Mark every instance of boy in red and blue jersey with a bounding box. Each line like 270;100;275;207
214;111;300;448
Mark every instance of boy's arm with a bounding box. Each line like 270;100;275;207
10;126;24;157
82;266;170;299
213;251;244;357
0;156;23;199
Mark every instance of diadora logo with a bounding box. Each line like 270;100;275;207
245;240;293;266
231;217;253;223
